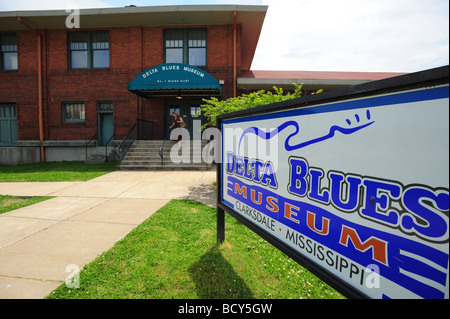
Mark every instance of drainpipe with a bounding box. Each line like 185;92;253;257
233;11;237;98
18;17;45;162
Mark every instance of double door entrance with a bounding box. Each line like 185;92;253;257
165;100;205;139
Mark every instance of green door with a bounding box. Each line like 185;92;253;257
98;102;114;146
0;104;18;146
165;100;204;140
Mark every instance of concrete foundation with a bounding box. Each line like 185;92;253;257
1;140;117;165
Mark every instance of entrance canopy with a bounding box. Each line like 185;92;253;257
128;63;222;98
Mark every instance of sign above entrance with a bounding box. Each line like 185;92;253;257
128;63;222;98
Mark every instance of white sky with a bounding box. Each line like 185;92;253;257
1;0;448;73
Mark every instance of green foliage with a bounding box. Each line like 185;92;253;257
200;83;323;129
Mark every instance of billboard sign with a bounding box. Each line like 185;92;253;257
217;67;449;299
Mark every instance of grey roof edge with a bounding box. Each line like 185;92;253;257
237;77;370;86
0;4;268;18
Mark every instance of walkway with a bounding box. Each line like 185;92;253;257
0;170;216;299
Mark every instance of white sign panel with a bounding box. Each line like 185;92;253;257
220;85;449;299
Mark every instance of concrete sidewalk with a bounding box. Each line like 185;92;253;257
0;170;216;299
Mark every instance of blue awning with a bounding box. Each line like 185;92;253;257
128;63;222;98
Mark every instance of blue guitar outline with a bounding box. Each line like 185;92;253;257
238;109;375;153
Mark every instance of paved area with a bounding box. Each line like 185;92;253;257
0;170;216;299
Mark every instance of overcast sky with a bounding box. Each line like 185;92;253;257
1;0;448;73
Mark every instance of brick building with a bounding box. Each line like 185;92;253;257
0;5;404;166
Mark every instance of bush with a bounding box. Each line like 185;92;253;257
200;83;322;129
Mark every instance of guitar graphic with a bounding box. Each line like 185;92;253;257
238;109;375;153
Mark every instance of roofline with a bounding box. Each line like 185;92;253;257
0;4;268;18
237;70;408;91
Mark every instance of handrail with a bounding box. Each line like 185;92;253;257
104;134;114;162
85;132;97;160
159;129;171;166
115;118;156;162
115;123;137;161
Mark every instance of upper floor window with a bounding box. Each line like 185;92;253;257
1;34;18;71
68;31;109;69
164;29;207;66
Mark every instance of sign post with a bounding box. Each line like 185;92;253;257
216;66;449;299
217;206;225;244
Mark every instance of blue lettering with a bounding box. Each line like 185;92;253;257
226;152;234;174
308;168;330;204
225;152;277;189
288;157;308;196
360;179;401;227
235;157;244;177
329;172;362;212
401;187;449;242
251;160;264;183
261;162;278;188
230;154;448;243
243;158;253;180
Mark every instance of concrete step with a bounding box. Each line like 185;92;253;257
118;139;214;171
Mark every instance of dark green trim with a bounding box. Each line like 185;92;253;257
67;31;109;70
163;28;207;67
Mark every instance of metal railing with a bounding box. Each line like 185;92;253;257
104;134;114;162
159;129;172;166
85;132;97;160
115;119;155;161
115;123;137;161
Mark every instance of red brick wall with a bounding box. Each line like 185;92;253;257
0;23;240;142
0;31;40;140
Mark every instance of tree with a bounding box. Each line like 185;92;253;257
200;83;322;129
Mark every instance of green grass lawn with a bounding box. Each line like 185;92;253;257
0;161;118;182
46;199;345;299
0;195;53;215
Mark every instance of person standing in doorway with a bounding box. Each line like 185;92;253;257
169;112;184;148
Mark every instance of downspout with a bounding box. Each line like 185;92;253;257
18;17;45;162
233;11;237;98
37;33;44;162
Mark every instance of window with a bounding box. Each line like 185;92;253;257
68;31;109;69
1;34;18;71
165;30;184;64
98;101;114;113
92;32;109;68
63;102;85;122
190;105;202;117
188;30;207;66
169;106;180;116
0;104;18;146
164;29;207;66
